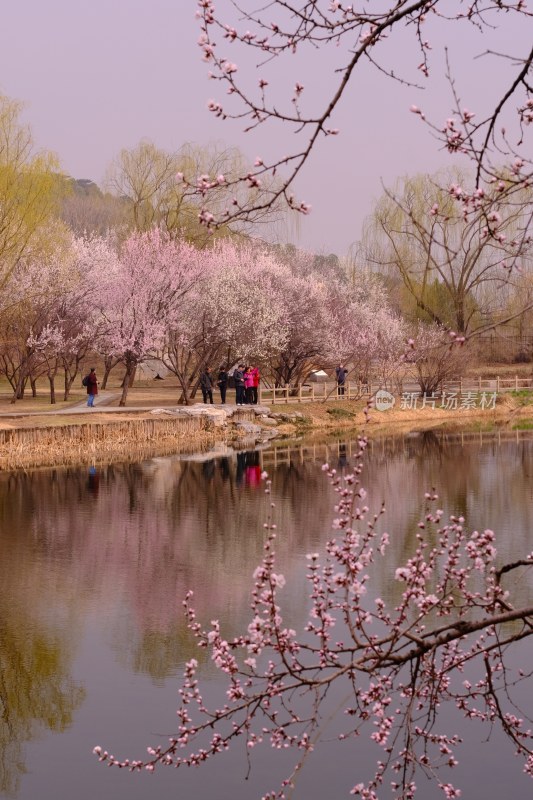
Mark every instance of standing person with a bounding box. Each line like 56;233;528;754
200;366;214;404
250;364;260;405
233;364;246;405
217;365;228;404
244;366;254;405
86;367;98;407
335;364;348;396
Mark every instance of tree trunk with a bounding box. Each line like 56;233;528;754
177;378;191;405
64;374;76;401
48;376;56;404
30;376;37;397
11;374;26;404
101;356;118;390
119;362;136;406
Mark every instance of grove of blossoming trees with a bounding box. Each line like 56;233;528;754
0;230;408;404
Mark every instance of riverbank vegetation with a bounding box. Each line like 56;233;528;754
2;389;532;471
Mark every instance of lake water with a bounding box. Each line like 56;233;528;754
1;430;533;800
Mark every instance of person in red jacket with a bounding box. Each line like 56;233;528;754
86;368;98;407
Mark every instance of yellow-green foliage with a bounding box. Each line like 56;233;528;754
0;94;67;290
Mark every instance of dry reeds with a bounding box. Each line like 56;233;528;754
0;416;224;471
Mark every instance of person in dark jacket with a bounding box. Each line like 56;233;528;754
335;364;348;396
86;367;98;407
233;364;246;405
217;365;228;404
200;367;214;404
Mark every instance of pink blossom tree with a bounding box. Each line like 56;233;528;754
269;273;334;388
63;236;119;394
0;247;78;403
27;325;64;404
95;230;203;406
28;236;112;402
324;279;407;392
162;298;221;405
201;240;290;361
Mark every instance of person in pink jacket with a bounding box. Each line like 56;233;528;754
244;366;254;404
249;365;260;405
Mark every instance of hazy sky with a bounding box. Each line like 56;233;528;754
0;1;529;255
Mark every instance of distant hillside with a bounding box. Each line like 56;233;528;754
60;177;130;235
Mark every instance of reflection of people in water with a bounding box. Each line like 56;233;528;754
245;451;262;487
219;457;231;481
338;443;348;470
202;459;215;481
236;450;262;487
87;465;99;498
236;452;247;486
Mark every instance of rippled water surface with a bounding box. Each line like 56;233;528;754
1;430;533;800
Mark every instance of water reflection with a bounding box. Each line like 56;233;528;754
1;431;533;798
0;490;85;795
87;465;99;498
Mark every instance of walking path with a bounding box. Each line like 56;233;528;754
0;394;268;419
0;391;120;418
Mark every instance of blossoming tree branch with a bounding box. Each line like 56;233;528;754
95;437;533;798
190;1;532;234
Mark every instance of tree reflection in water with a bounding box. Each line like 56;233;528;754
0;487;85;794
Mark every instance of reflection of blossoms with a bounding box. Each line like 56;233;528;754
96;439;533;798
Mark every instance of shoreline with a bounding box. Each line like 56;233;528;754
0;397;531;471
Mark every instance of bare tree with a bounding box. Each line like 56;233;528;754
61;179;129;237
362;170;533;335
106;139;288;246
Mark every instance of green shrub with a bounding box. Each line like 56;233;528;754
510;390;533;406
326;407;355;419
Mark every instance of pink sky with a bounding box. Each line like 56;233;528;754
0;1;529;255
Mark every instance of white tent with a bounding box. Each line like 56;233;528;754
136;358;169;380
308;369;329;382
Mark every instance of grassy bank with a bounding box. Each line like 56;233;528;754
271;392;533;435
